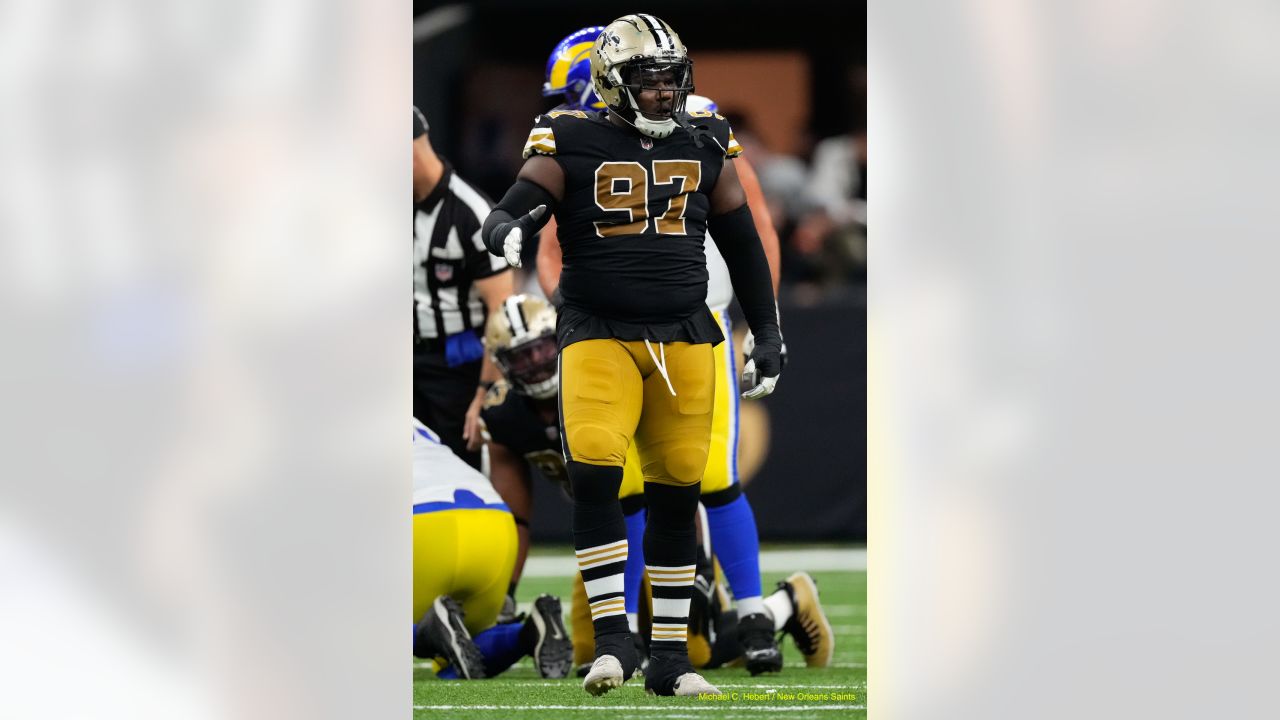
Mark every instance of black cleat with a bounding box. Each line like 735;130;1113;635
737;612;783;675
527;594;573;679
415;595;487;679
644;651;721;696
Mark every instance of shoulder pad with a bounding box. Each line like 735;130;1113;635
687;112;742;159
546;109;589;120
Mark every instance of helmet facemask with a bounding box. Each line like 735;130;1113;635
493;331;559;399
607;58;694;139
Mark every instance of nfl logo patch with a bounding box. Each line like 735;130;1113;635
640;137;653;150
434;263;453;282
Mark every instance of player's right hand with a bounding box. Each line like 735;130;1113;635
496;204;547;269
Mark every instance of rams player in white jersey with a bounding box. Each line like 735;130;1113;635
412;419;572;679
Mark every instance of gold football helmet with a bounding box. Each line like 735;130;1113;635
590;14;694;139
484;294;560;399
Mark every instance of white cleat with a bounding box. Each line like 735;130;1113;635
671;672;721;696
583;655;625;696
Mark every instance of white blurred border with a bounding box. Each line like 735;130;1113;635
873;1;1280;718
0;1;409;718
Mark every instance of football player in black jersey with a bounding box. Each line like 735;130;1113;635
535;26;788;678
482;14;782;698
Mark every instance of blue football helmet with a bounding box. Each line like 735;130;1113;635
542;26;606;110
685;94;719;114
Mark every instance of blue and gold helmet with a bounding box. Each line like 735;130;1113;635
542;26;606;110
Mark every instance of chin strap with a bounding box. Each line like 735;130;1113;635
610;88;682;139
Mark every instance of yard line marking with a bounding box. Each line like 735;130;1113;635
712;683;864;689
832;624;866;634
823;604;863;616
522;548;866;578
414;705;865;712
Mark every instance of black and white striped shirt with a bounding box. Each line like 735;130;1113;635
413;161;507;342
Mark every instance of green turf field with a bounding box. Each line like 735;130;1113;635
413;556;866;719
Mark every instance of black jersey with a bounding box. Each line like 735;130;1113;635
480;380;570;492
522;109;742;348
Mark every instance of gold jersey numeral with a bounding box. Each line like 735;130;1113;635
593;162;650;237
652;160;702;235
592;160;702;238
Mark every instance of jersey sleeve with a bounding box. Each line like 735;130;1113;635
522;115;557;159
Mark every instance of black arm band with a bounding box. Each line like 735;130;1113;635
481;179;556;256
708;204;780;344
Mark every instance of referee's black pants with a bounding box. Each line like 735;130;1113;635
413;347;483;471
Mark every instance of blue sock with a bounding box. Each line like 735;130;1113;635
705;492;763;601
471;621;528;677
623;505;647;614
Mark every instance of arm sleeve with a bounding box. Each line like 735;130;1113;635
480;179;557;256
707;203;780;344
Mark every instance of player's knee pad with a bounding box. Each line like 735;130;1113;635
653;444;707;487
566;422;628;466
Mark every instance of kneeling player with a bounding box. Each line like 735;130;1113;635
412;419;572;679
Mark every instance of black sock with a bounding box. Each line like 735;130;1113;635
568;461;630;640
643;481;701;658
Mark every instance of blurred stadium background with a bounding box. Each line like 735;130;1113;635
414;0;867;544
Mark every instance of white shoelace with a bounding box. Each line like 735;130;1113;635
643;339;677;396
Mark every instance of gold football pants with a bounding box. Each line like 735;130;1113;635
559;338;714;487
617;310;738;498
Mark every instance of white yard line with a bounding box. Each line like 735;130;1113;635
712;683;864;689
523;548;866;578
414;705;864;712
822;604;863;617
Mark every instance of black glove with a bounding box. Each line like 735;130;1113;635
740;331;782;399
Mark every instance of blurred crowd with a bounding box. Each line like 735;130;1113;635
720;75;867;296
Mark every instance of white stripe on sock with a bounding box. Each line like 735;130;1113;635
584;575;623;600
651;597;691;619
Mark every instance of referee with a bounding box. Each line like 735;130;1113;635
414;106;513;469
